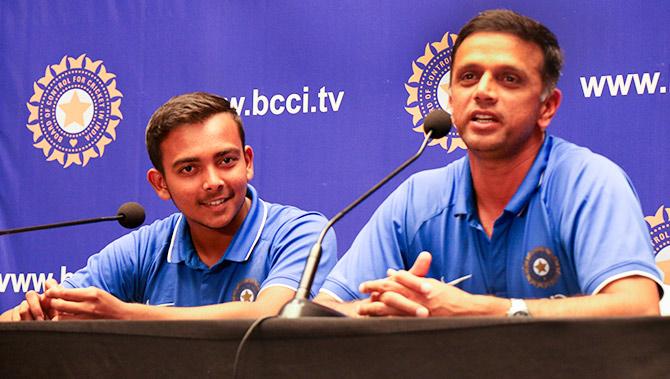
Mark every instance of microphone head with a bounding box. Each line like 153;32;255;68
423;109;453;139
116;202;146;229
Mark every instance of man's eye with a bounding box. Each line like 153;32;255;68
502;74;519;83
461;72;476;81
220;157;237;165
180;165;194;174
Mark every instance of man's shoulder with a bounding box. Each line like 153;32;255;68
402;157;466;202
264;200;326;220
543;136;634;205
110;212;182;248
547;136;626;179
135;212;182;235
412;159;465;181
261;199;329;234
375;157;466;224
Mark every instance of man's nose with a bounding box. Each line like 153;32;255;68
474;73;496;104
202;166;224;191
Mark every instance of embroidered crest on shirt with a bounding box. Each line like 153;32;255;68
232;278;260;302
524;247;561;288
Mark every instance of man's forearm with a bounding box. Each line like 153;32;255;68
527;292;659;317
47;286;297;320
476;276;660;317
121;300;283;320
359;272;661;318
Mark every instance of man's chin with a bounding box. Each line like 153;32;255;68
187;215;234;232
462;137;503;153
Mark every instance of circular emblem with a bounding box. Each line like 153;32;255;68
232;278;260;302
404;32;466;153
26;54;123;167
645;205;670;255
645;204;670;282
523;247;561;288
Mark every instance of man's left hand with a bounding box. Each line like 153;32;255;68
45;286;128;320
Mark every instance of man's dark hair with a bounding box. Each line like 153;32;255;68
451;9;563;93
145;92;245;173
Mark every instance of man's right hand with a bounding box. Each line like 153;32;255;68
0;278;61;321
314;251;434;317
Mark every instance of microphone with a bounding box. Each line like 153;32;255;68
279;109;453;318
0;202;146;236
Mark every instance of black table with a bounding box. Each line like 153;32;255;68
1;317;668;378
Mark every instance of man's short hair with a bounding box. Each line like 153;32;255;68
145;92;245;173
451;9;564;93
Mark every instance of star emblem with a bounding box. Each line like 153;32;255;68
59;91;91;129
534;259;549;276
240;289;255;302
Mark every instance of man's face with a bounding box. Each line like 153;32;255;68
449;32;560;160
147;112;254;236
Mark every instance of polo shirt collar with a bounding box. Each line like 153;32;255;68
452;135;553;218
221;184;267;263
166;184;268;267
504;135;552;216
453;157;474;218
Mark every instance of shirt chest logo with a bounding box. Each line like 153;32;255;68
523;247;561;288
232;278;261;302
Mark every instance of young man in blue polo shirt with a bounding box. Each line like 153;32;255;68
316;9;662;317
2;92;336;320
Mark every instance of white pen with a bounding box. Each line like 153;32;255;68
446;274;472;286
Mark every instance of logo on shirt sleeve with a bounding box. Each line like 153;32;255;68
524;247;561;288
232;278;260;302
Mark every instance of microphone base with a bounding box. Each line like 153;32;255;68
279;298;345;318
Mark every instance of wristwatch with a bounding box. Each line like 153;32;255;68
506;298;530;317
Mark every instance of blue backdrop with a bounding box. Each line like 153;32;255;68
1;1;669;311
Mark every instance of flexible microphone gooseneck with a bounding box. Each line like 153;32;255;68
279;109;453;318
0;202;146;236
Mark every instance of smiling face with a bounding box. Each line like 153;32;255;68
147;112;254;236
449;32;561;161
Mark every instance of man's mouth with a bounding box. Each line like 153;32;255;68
202;196;231;207
471;112;500;123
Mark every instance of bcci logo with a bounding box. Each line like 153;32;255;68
644;205;670;283
232;278;260;302
26;54;123;167
404;32;465;153
523;247;561;289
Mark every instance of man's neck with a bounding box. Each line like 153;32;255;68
188;197;251;268
469;136;544;237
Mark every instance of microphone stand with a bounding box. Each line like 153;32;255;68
0;202;145;236
0;216;123;236
279;130;436;318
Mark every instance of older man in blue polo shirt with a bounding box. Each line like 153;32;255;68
2;92;336;320
316;10;662;318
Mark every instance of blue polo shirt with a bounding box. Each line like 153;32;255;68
321;135;662;302
63;185;336;306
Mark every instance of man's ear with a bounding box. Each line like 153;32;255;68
538;88;562;131
244;145;254;181
446;87;454;115
147;168;171;200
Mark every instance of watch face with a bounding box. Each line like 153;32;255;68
508;299;531;317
